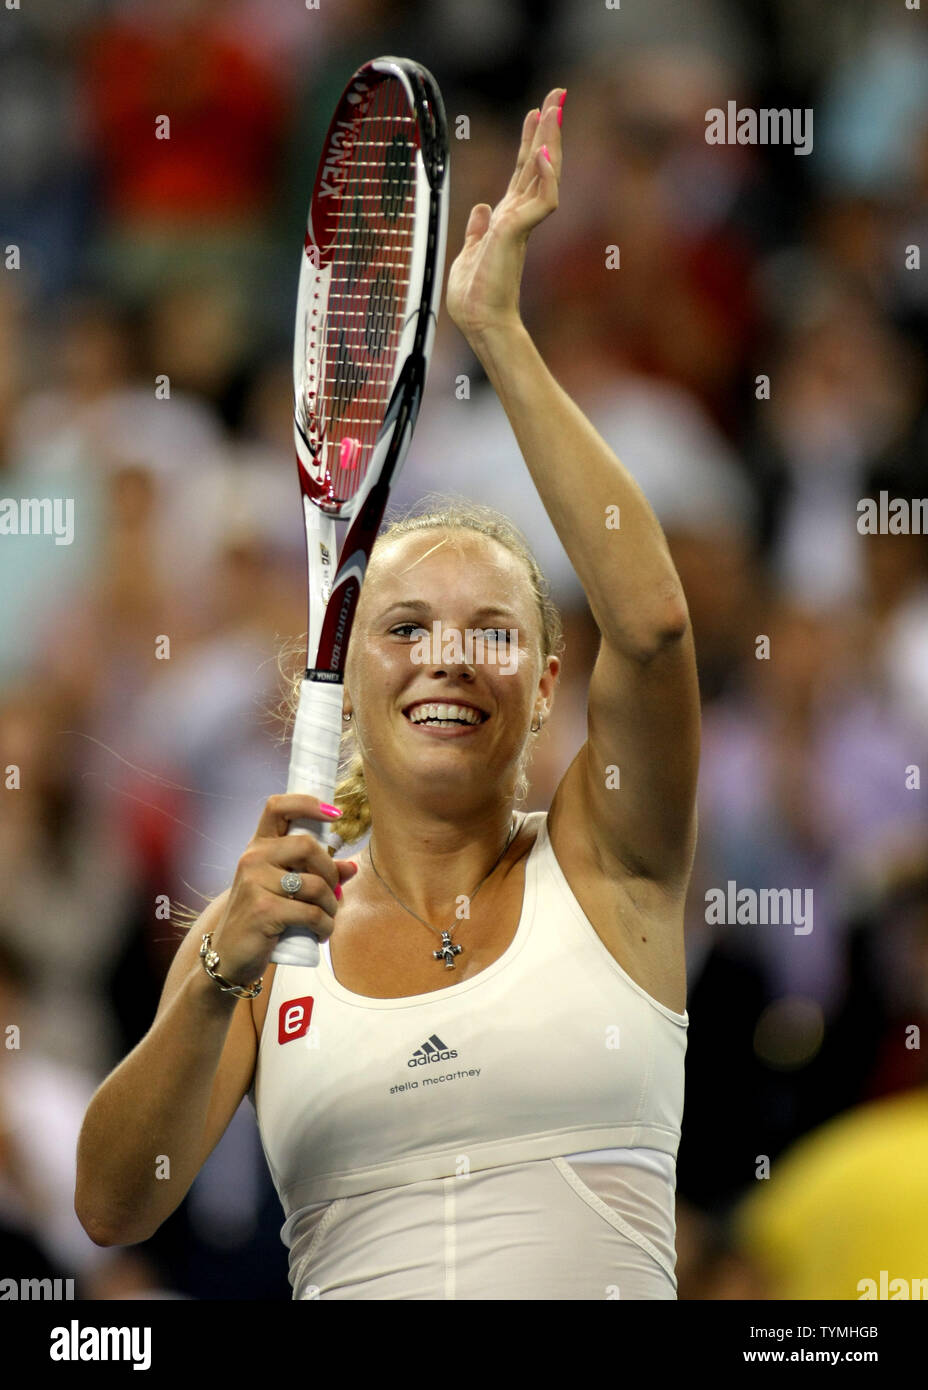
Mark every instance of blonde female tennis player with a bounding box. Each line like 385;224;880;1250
76;88;700;1300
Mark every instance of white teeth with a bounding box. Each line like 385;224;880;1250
407;702;483;725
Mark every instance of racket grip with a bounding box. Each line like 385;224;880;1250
270;678;345;968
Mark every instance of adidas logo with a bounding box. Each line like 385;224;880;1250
408;1033;458;1068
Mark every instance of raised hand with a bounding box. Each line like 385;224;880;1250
446;87;565;345
208;794;359;986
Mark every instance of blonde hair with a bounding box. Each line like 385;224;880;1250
286;495;564;846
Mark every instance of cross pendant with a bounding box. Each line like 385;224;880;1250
433;932;463;970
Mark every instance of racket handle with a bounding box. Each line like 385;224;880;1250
270;678;344;968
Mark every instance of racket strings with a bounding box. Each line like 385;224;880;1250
311;79;417;505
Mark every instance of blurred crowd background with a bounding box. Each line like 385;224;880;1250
1;0;927;1301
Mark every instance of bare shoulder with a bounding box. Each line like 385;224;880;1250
544;760;688;1015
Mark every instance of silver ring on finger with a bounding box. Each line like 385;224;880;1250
280;872;302;898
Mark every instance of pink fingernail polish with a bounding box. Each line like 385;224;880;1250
542;145;551;162
534;109;541;124
320;803;341;818
334;882;342;900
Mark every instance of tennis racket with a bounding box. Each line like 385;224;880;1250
271;56;449;967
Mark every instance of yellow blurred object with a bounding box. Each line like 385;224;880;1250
732;1088;928;1300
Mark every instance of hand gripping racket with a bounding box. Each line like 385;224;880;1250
271;57;449;966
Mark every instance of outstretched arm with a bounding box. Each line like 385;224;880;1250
446;88;699;887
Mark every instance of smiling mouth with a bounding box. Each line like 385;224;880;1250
402;701;489;728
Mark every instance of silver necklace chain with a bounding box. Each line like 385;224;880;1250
367;813;521;969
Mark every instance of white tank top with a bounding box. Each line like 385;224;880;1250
250;810;688;1298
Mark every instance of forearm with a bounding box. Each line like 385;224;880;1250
75;964;238;1246
470;319;688;657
